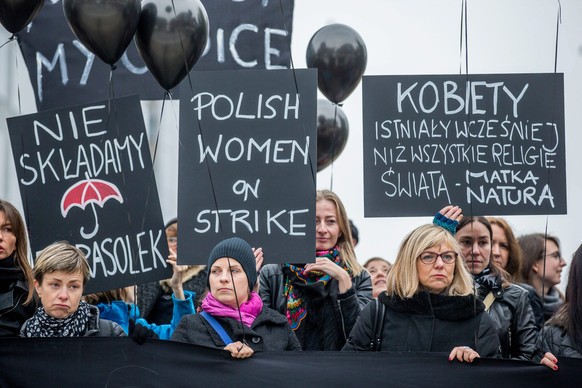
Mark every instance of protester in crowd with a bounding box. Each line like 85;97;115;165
343;224;500;361
518;233;567;324
20;241;125;337
0;199;37;337
349;220;359;246
172;237;300;358
138;218;207;324
454;215;537;360
363;257;392;298
537;243;582;370
259;190;372;350
487;217;544;329
487;217;522;280
84;257;195;339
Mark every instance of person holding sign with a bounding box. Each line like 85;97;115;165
454;214;538;360
0;200;37;337
20;242;125;337
342;224;500;360
259;190;372;350
172;237;300;358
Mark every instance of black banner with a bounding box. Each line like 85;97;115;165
7;95;170;293
178;69;317;264
18;0;295;111
0;337;578;387
363;73;566;217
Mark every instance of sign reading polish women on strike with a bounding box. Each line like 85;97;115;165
363;73;566;217
178;69;317;263
7;95;171;293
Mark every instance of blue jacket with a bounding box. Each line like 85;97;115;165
96;290;196;340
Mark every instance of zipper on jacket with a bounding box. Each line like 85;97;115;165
337;299;348;340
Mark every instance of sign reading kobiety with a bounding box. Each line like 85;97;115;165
7;95;170;293
363;73;566;217
178;69;317;264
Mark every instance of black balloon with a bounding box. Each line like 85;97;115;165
63;0;141;66
317;99;349;172
306;24;367;104
135;0;209;91
0;0;44;34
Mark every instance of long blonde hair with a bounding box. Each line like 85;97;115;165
316;190;363;275
386;224;474;298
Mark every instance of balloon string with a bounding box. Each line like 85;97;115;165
277;0;317;187
14;36;22;116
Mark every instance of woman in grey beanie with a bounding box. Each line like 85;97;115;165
172;237;300;358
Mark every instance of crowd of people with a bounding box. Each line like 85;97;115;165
1;193;580;371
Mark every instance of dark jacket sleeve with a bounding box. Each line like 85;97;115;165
259;264;284;312
475;312;501;358
511;287;538;361
342;300;375;351
337;270;373;340
170;315;194;343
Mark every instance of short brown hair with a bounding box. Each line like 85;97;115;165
34;241;91;286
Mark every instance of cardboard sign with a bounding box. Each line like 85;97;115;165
363;73;566;217
178;69;317;264
7;95;170;293
18;0;295;111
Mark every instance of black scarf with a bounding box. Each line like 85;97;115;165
0;253;26;292
22;301;93;337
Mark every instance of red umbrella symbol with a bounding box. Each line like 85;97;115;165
60;177;124;239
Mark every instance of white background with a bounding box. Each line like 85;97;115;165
1;0;580;289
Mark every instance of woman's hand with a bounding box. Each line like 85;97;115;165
438;205;463;222
540;352;559;371
448;346;480;363
252;247;264;272
304;257;352;294
167;251;189;300
224;341;254;359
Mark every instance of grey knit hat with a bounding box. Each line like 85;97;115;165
207;237;257;291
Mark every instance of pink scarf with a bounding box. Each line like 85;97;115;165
201;291;263;327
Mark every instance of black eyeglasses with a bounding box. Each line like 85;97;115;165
418;251;458;264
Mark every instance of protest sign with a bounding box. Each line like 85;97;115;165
363;73;566;217
178;69;317;263
18;0;294;111
7;95;170;293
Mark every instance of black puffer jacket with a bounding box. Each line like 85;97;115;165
476;282;538;360
0;265;37;337
171;306;301;351
259;263;372;350
342;291;501;357
537;324;582;359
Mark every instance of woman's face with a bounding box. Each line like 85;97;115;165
366;259;391;298
315;199;341;251
209;257;249;308
166;224;177;253
416;243;456;294
456;221;491;275
34;270;84;319
491;224;510;270
532;239;567;289
0;210;17;261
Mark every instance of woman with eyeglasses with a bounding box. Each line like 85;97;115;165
455;216;538;360
518;233;567;324
343;224;500;362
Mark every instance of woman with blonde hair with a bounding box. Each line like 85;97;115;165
344;224;500;362
260;190;372;350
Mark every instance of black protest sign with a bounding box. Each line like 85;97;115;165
178;69;317;264
363;73;566;217
18;0;294;111
7;95;171;294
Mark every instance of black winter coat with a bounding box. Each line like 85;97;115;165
342;291;501;357
476;283;538;360
0;266;36;337
171;306;301;351
537;324;582;359
259;263;372;350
